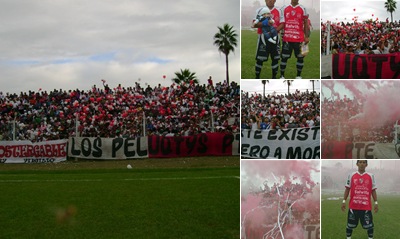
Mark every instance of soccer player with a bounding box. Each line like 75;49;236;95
341;160;378;239
252;0;282;79
279;0;310;79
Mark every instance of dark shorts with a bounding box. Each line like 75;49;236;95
255;34;280;62
347;209;374;230
281;41;302;59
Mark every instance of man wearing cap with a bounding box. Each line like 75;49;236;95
252;0;283;79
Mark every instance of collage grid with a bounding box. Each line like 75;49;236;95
240;0;400;238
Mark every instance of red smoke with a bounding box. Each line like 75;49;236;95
323;80;400;127
241;160;320;239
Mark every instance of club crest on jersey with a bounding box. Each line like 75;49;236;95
359;178;364;184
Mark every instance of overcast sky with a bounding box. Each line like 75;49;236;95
321;0;400;23
241;79;321;95
0;0;240;94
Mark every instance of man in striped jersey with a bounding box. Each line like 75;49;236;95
341;160;379;239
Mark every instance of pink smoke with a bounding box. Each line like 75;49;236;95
241;160;320;239
360;83;400;127
284;224;305;239
340;81;365;101
323;81;400;127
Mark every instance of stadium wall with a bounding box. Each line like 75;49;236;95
0;133;239;163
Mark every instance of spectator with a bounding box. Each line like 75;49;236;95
321;20;400;55
322;96;395;142
0;80;240;142
241;88;320;130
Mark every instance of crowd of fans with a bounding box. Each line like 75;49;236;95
322;97;394;142
241;88;320;130
0;80;240;142
321;19;400;54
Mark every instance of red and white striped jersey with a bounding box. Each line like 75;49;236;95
345;171;377;210
281;4;308;42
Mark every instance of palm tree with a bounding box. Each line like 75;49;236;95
171;69;199;85
213;23;238;86
283;80;294;95
385;0;397;23
310;80;319;92
262;80;269;100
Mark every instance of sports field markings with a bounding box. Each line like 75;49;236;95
0;176;239;183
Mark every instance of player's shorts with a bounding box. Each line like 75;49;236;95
281;41;302;59
347;209;374;230
255;34;280;62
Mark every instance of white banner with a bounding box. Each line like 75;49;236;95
68;137;148;159
241;128;320;159
0;139;68;163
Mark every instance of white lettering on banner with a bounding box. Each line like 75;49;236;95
241;128;320;159
68;137;148;159
0;140;67;164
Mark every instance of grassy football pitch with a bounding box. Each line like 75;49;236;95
322;192;400;239
241;30;320;79
0;157;239;239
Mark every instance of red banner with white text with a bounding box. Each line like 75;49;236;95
332;53;400;79
0;140;67;163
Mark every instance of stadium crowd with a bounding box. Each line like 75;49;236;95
321;19;400;54
322;97;394;142
241;88;320;130
0;80;240;142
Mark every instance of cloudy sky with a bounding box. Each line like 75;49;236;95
241;79;321;95
0;0;240;94
321;0;400;23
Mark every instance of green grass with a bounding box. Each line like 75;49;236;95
321;193;400;239
0;163;239;239
241;29;320;79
